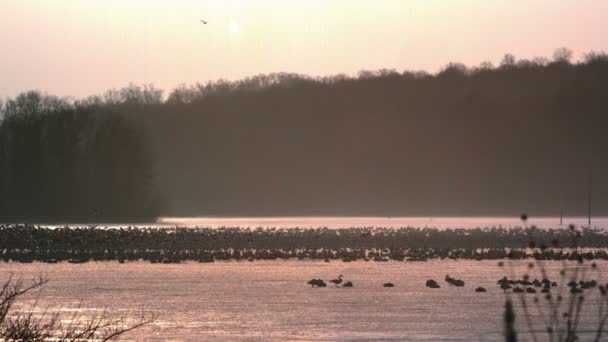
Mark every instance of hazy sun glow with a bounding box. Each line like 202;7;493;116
1;0;607;98
229;20;240;33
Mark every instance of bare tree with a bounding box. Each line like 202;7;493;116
553;47;574;64
583;51;608;64
0;275;156;341
500;53;517;68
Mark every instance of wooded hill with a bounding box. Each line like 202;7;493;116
1;50;607;220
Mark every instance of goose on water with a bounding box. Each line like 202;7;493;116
330;275;343;287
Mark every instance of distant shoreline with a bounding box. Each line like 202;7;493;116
15;216;603;230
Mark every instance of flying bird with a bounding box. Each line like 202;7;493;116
200;20;207;24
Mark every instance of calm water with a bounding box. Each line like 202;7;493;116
38;216;608;230
157;216;608;229
2;260;608;341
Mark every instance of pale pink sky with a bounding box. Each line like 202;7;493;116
1;0;607;98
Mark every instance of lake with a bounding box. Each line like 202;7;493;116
2;259;607;341
158;216;608;229
44;216;608;230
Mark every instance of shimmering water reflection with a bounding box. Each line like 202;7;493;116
2;260;607;341
158;216;608;229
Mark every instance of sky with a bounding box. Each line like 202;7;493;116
1;0;607;99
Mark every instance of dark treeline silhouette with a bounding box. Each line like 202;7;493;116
2;48;608;218
0;92;165;222
1;224;608;263
143;49;608;216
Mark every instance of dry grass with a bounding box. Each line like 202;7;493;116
503;215;608;342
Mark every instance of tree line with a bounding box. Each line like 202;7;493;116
0;91;165;222
1;48;607;219
149;48;608;216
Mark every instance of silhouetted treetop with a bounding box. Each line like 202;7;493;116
1;48;608;218
0;91;165;222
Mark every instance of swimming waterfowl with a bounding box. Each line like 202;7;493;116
307;279;326;287
445;275;465;287
330;275;343;287
426;279;440;288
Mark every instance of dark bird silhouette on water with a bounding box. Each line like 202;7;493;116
307;279;326;287
330;275;343;287
200;20;207;24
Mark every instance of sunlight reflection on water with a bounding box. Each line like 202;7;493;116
157;216;608;229
2;260;608;341
38;216;608;230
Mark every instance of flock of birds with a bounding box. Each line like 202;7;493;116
307;274;392;288
425;275;476;290
426;275;601;294
495;276;598;294
307;275;395;288
5;224;608;264
310;274;602;294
